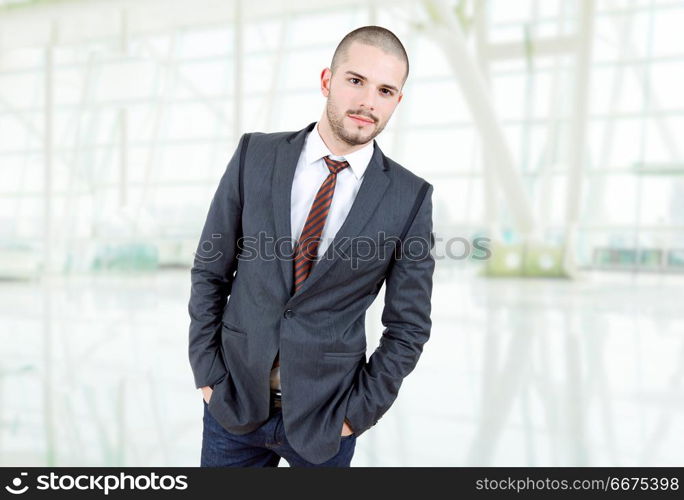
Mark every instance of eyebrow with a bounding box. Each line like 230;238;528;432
344;71;400;93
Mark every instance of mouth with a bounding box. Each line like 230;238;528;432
348;114;375;126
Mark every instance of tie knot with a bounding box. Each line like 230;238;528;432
324;156;350;175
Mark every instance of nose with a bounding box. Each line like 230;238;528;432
358;85;377;112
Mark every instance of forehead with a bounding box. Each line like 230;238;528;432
337;41;405;86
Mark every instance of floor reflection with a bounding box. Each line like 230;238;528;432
0;269;682;466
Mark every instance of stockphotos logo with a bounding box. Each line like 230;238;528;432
5;472;29;495
3;471;189;495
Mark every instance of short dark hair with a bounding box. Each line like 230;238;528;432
330;26;409;88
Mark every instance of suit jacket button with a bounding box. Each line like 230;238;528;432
284;309;294;319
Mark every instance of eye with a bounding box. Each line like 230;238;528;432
380;88;393;96
349;78;361;85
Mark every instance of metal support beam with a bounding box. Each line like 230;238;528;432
473;0;501;243
562;0;595;276
42;19;57;467
234;0;243;137
421;0;538;238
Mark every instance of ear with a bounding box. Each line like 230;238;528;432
320;68;332;97
397;92;403;104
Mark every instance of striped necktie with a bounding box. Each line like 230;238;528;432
292;155;350;295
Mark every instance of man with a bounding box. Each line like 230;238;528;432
189;25;435;467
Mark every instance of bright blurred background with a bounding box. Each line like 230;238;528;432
1;0;682;466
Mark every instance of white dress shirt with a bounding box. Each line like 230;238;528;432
270;122;375;393
290;122;375;259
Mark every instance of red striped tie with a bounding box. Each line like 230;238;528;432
292;156;350;294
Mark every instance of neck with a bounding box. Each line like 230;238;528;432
316;115;371;156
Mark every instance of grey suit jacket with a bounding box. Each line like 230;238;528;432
188;121;435;464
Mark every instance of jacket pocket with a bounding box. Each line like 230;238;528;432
222;320;247;339
323;348;366;359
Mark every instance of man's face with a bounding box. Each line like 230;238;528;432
321;41;405;147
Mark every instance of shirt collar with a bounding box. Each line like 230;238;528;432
303;121;374;180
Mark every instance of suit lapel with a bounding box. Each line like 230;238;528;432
272;122;315;294
272;121;391;300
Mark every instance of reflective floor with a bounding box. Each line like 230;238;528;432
0;268;682;466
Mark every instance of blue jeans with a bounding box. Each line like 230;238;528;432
200;400;357;467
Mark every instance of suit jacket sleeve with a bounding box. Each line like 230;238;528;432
188;133;247;389
344;183;436;435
